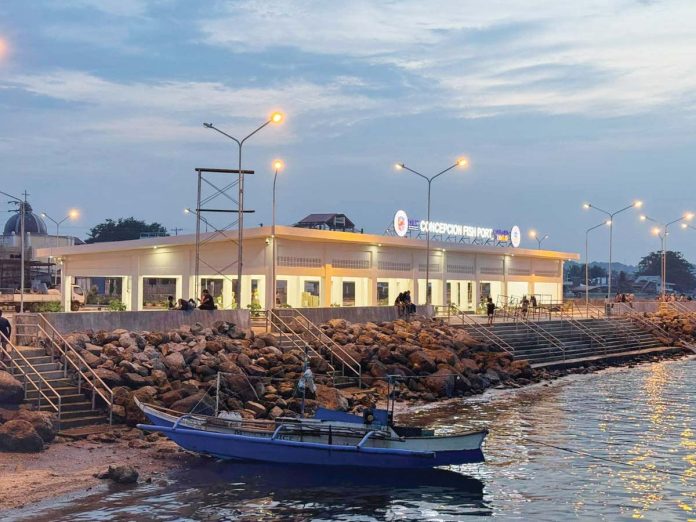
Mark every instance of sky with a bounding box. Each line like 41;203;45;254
1;0;696;264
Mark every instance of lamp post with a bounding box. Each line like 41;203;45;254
1;190;25;312
585;220;612;314
271;159;284;310
395;158;469;305
528;230;549;249
41;209;79;286
640;212;694;297
583;200;642;300
204;111;283;308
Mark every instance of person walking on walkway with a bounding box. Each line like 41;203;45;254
486;297;496;326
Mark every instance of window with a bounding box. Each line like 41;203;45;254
342;281;356;307
276;280;288;306
377;282;389;306
302;281;320;307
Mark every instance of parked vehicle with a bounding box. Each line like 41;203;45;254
0;285;85;312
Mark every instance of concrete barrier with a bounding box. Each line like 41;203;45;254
291;305;433;324
39;309;250;334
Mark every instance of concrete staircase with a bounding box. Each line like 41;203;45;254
462;317;665;366
15;346;109;430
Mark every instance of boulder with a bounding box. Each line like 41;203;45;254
98;465;139;484
0;419;44;452
170;391;211;414
16;410;58;443
0;371;24;404
408;351;437;373
315;384;349;411
93;368;124;387
245;401;267;417
164;352;186;370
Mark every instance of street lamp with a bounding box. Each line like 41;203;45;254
271;159;284;309
583;200;642;300
395;157;469;305
41;209;80;286
585;220;612;314
640;212;694;297
528;230;549;249
203;111;284;306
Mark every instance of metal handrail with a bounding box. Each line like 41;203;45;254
273;308;362;388
266;309;350;389
444;304;515;356
516;316;567;360
0;331;61;424
560;303;609;353
612;303;675;342
36;314;114;424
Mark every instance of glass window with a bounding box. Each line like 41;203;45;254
276;280;288;306
250;279;260;305
342;281;356;307
302;280;320;307
142;277;176;309
377;282;389;306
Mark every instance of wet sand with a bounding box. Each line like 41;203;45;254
0;429;194;513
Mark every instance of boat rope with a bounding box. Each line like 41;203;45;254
527;438;695;481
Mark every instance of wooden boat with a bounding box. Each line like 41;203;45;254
136;398;487;469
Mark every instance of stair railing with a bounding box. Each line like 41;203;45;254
35;314;114;425
559;303;609;355
612;303;675;343
0;331;62;426
448;305;516;356
517;316;567;360
266;309;347;389
271;308;362;388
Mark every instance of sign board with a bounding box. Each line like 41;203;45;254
392;210;521;247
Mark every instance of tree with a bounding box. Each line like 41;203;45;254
86;218;169;243
636;251;696;292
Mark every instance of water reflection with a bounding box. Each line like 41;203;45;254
9;357;696;521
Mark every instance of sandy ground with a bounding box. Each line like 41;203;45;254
0;429;194;512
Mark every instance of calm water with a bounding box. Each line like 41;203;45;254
8;356;696;521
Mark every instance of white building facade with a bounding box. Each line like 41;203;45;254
38;226;579;312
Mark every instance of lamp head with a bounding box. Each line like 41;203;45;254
203;122;213;128
273;159;284;171
270;111;284;124
606;220;612;226
456;157;469;168
68;209;79;220
395;163;404;170
40;212;47;218
633;200;643;208
582;203;591;210
682;223;688;229
651;227;660;236
529;229;537;239
639;215;647;221
685;212;694;221
184;208;191;214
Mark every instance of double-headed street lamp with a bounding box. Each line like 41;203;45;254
528;230;549;249
583;200;642;300
271;159;284;309
41;209;80;286
640;212;694;297
203;112;283;305
395;158;469;305
585;220;612;312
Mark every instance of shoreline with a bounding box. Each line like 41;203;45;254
1;349;692;516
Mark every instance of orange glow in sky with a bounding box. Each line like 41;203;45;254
0;38;8;59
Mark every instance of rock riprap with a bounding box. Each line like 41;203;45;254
45;318;538;423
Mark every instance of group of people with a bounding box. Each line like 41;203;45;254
519;295;538;319
166;289;217;311
656;293;693;302
394;291;416;317
613;292;636;304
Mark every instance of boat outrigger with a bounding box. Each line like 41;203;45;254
136;374;487;469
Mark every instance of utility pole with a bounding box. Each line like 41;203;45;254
170;227;183;236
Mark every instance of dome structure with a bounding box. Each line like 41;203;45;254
3;203;48;235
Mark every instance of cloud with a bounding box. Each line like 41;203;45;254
198;0;696;117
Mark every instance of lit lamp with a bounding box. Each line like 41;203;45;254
204;111;284;308
395;157;470;305
583;200;642;300
639;211;694;297
41;209;80;286
271;159;285;309
528;229;549;249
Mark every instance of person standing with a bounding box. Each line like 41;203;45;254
167;295;175;310
0;311;11;362
486;297;496;326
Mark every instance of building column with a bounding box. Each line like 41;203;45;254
61;259;71;312
130;276;141;311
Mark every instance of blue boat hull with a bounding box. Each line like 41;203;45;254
138;411;484;469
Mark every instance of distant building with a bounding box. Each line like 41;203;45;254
293;213;356;232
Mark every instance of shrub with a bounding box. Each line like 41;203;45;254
108;300;127;311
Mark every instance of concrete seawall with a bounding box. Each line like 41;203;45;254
38;309;250;334
292;305;433;324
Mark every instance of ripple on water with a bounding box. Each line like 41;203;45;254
6;357;696;521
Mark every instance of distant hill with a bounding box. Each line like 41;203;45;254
565;261;638;274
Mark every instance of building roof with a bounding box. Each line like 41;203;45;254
3;203;48;236
294;213;355;230
37;225;580;262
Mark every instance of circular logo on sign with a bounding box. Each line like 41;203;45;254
394;210;409;237
510;225;521;248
